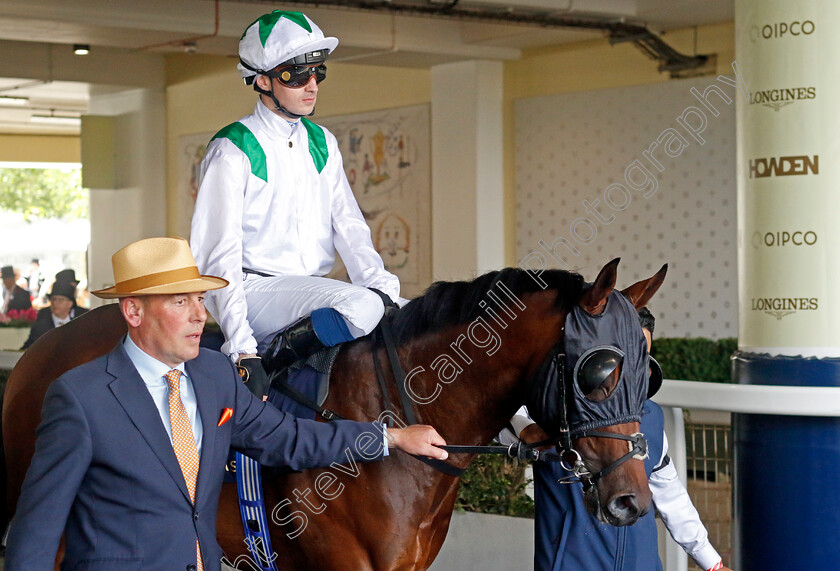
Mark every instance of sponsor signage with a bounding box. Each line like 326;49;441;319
750;297;818;320
737;0;840;355
749;86;816;111
752;231;817;247
748;155;818;178
750;20;815;41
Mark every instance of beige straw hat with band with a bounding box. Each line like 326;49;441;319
92;237;228;299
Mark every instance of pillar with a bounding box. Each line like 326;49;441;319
431;60;505;280
734;1;840;568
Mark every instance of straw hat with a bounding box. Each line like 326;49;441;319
92;237;228;299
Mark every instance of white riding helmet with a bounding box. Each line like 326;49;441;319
238;11;338;81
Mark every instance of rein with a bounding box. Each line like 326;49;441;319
440;334;649;490
370;319;466;477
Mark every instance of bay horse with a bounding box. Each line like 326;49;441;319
3;258;666;570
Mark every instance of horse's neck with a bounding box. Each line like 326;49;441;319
405;293;564;446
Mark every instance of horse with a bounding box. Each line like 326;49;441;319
3;258;666;570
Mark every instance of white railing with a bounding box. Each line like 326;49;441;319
653;378;840;571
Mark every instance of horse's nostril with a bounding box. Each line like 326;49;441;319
607;494;641;525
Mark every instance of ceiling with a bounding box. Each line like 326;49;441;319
0;0;733;137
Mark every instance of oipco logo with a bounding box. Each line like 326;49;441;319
751;230;818;248
750;20;815;42
749;86;816;111
748;155;818;179
750;297;818;320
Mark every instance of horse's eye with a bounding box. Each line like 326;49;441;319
574;347;624;402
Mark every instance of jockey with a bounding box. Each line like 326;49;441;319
190;10;400;397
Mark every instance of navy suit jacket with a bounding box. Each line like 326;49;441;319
5;343;383;571
22;307;89;350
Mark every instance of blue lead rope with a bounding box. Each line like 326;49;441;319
235;452;279;570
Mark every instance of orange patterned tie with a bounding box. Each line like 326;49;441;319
166;369;203;571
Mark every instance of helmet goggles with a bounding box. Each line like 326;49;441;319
264;62;326;88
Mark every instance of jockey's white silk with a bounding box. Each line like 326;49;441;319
191;100;400;359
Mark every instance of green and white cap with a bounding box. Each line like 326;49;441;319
238;11;338;80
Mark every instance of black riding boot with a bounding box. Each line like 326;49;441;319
262;315;327;373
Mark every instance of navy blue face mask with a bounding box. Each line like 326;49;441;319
563;291;649;437
526;290;649;439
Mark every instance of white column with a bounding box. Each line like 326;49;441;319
85;88;166;305
431;60;504;280
737;1;840;356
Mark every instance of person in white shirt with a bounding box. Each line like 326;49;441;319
190;10;399;397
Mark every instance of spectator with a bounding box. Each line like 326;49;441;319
2;265;32;313
36;268;81;321
22;281;88;350
25;259;43;300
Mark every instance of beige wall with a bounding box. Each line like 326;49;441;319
164;53;430;236
501;22;735;265
0;134;80;163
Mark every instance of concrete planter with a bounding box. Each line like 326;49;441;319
429;511;533;570
0;327;29;351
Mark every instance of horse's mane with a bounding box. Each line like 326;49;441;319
390;268;585;344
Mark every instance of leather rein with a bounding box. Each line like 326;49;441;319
369;308;647;490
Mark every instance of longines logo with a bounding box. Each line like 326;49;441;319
752;230;817;248
750;20;815;42
748;155;818;179
751;297;818;320
749;86;816;111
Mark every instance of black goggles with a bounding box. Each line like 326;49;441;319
265;63;326;88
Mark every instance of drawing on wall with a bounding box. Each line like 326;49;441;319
320;104;431;296
175;131;213;239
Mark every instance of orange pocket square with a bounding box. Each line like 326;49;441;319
217;408;233;427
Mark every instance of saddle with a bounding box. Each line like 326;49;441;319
267;345;341;420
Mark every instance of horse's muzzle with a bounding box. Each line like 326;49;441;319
604;492;650;526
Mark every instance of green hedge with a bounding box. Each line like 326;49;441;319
651;337;737;383
456;336;738;517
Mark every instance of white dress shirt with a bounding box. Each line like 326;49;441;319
123;335;203;453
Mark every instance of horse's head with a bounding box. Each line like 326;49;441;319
527;258;667;526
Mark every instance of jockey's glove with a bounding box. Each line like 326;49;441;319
237;356;271;399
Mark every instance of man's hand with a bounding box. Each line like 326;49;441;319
386;425;448;460
236;354;271;401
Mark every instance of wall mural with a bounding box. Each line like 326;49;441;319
320;103;432;298
175;131;213;239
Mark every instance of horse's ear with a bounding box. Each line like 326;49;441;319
579;258;620;315
621;263;668;309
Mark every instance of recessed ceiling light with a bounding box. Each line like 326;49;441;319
30;115;82;126
0;95;28;107
73;44;90;56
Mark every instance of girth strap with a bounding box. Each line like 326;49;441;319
270;370;343;421
371;320;465;477
236;453;279;571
